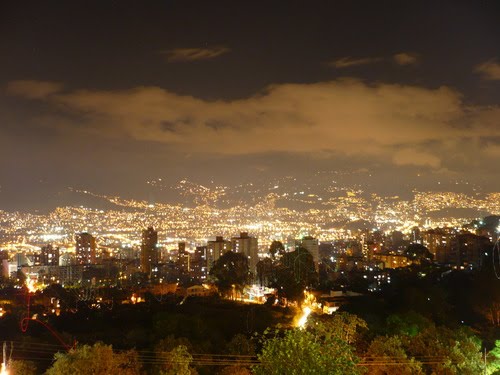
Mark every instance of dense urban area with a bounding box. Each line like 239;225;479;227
1;182;499;374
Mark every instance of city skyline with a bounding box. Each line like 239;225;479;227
1;1;500;210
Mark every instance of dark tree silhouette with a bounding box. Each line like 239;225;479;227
405;243;433;262
210;251;250;298
256;258;274;286
269;240;285;258
272;247;318;304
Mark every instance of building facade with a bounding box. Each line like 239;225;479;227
75;232;96;265
207;236;231;270
231;232;258;273
140;227;158;275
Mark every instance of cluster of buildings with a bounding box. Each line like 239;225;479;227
0;217;497;322
326;224;496;275
0;228;266;287
1;215;496;292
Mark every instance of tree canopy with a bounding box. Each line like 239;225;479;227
487;340;500;375
156;345;196;375
273;247;318;304
406;326;485;375
6;360;37;375
45;343;140;375
269;241;285;258
364;335;423;375
210;251;250;297
405;243;433;262
254;323;361;375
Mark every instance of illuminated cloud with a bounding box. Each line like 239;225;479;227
484;144;500;157
6;79;500;171
393;149;440;168
331;53;419;68
6;80;64;99
161;46;230;62
329;57;383;68
393;52;419;66
475;59;500;80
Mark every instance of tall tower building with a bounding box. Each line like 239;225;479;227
231;232;258;273
0;251;8;278
141;227;158;275
411;227;422;244
207;236;231;270
192;245;208;279
297;236;320;270
76;232;96;265
177;242;189;273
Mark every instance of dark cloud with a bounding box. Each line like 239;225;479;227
329;57;384;68
330;53;419;69
161;46;230;62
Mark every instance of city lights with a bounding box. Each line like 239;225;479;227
1;1;499;374
296;306;311;329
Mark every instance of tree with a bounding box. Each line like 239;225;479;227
385;311;432;337
473;253;500;327
272;247;318;304
364;335;423;375
210;251;249;298
269;241;285;258
45;343;140;375
220;334;255;375
156;345;196;375
254;324;361;375
7;360;37;375
219;366;252;374
256;258;274;287
487;340;500;374
273;264;303;303
281;247;317;287
156;335;193;353
226;334;255;356
407;326;485;374
405;243;433;262
310;312;368;345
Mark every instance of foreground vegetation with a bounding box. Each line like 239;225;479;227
2;297;499;374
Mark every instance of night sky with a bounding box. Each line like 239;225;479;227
1;1;500;209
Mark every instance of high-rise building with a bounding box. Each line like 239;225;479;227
207;236;231;270
177;242;189;273
192;246;208;280
0;251;8;278
231;232;258;273
75;232;96;265
297;236;320;270
411;227;422;244
422;228;454;263
41;244;60;266
450;232;490;267
140;227;158;274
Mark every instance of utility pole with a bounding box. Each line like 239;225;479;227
484;347;487;375
1;341;7;375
